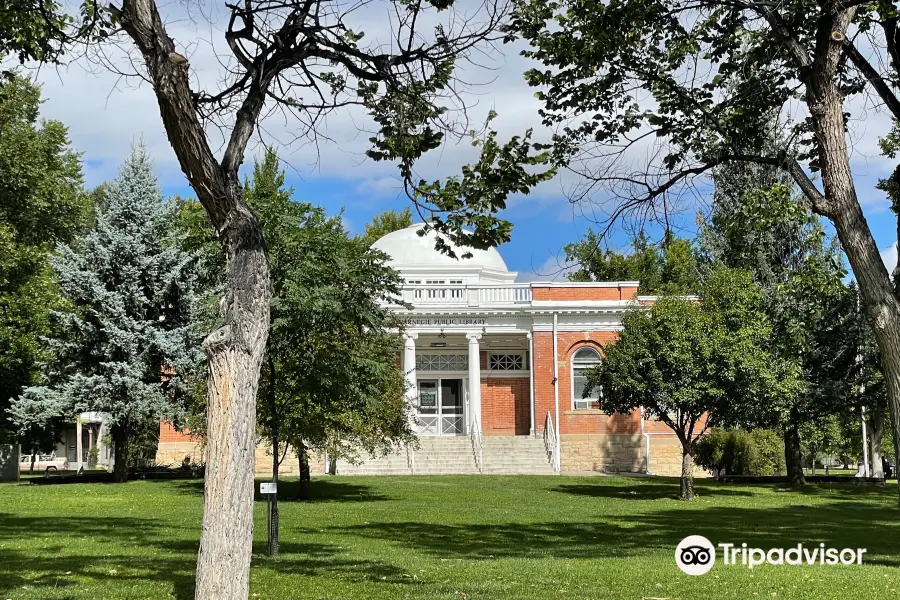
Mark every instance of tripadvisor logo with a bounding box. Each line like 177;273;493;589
675;536;867;575
675;535;716;576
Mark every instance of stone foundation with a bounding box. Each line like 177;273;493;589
156;441;325;476
646;435;709;478
560;434;646;473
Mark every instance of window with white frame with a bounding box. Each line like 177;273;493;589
572;347;602;409
416;354;468;371
488;353;525;371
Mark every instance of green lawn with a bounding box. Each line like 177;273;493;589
1;475;898;599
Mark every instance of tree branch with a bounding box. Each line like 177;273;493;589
843;39;900;122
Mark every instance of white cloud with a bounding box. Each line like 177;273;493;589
33;2;552;193
881;242;897;274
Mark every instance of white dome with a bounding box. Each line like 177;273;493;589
371;223;510;274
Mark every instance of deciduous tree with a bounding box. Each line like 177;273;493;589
0;74;89;446
98;2;551;593
565;230;699;294
698;182;858;484
509;0;900;506
586;268;798;499
360;207;414;247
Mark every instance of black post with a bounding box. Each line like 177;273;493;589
266;484;279;557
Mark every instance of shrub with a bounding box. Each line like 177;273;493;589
694;428;785;476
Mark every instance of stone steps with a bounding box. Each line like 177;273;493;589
333;435;557;476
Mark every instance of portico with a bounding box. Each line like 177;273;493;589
402;329;530;437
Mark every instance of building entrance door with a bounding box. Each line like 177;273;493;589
416;378;466;435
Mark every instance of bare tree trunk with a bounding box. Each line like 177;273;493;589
803;30;900;506
297;443;311;501
197;226;269;596
870;409;885;478
783;418;805;485
680;446;694;501
120;3;273;597
111;422;129;483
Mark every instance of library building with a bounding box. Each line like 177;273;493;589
157;223;685;476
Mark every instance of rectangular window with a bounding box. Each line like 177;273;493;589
416;354;468;371
488;353;525;371
572;368;601;409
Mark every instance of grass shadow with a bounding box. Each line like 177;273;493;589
553;477;756;500
169;477;392;503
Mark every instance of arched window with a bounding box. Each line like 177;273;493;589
572;347;602;410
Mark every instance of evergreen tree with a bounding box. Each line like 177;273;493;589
10;146;204;482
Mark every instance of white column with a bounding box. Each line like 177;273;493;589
403;333;418;425
75;418;83;472
527;332;536;436
467;333;482;434
552;312;561;471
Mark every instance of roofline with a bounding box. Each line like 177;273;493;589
528;281;640;288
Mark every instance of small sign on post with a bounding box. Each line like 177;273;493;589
261;480;279;557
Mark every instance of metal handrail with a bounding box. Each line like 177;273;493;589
471;420;484;474
544;412;560;473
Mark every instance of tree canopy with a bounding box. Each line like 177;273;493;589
565;230;699;294
699;175;858;483
360;208;414;247
509;0;900;506
178;150;412;499
0;74;89;444
587;268;799;499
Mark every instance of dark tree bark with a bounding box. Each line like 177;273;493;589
111;422;129;483
297;443;311;501
679;445;695;501
783;417;805;485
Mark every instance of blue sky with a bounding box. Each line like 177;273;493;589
157;166;897;283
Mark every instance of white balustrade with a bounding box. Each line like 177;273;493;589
390;283;533;308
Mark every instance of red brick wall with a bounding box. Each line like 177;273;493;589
532;285;638;301
533;331;641;435
159;421;197;443
481;377;530;435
